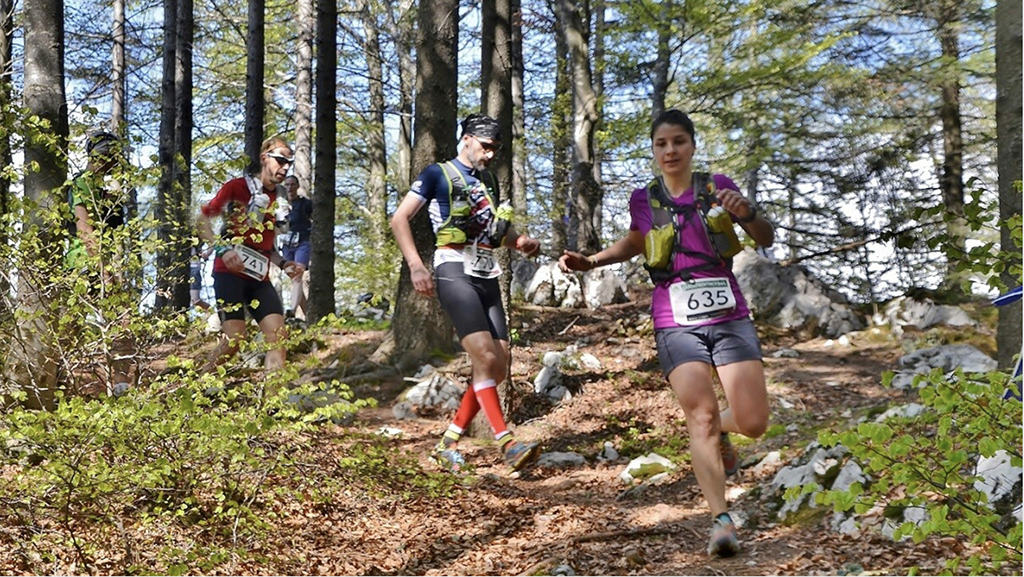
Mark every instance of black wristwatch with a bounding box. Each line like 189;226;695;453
738;205;758;224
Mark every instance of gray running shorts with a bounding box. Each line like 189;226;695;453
655;317;763;377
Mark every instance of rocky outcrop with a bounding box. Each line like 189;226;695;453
732;249;864;338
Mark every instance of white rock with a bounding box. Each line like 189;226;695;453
579;353;602;370
831;460;867;492
376;427;403;438
597;441;619;462
751;451;783;476
974;450;1023;508
534;366;559;394
874;403;926;422
542;351;564;368
619;453;677;485
536;451;587;468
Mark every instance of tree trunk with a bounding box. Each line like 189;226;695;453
378;0;458;369
995;0;1022;372
0;0;13;304
482;0;515;422
510;0;527;224
651;15;670;119
591;0;604;195
385;1;416;195
361;0;388;247
112;0;125;132
111;0;137;234
554;0;601;254
245;0;265;173
308;0;337;324
935;3;966;294
155;0;177;311
549;0;571;254
171;0;194;310
293;0;314;195
8;0;68;409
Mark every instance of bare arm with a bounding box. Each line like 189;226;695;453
197;212;244;273
502;226;541;257
74;204;98;258
716;188;774;248
558;230;644;272
390;193;433;296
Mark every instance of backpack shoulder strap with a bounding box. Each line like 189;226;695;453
438;161;467;198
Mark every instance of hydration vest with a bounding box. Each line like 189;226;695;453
66;171;127;235
434;161;511;247
642;172;739;284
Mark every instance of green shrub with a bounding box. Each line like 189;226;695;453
814;368;1022;575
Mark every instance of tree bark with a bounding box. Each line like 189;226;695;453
549;0;571;255
308;0;337;324
482;0;515;422
245;0;265;173
155;0;177;310
171;0;194;309
0;0;13;304
995;0;1022;372
361;0;388;247
379;0;459;368
293;0;314;196
554;0;601;254
111;0;126;132
385;1;416;195
8;0;68;409
510;0;527;224
934;2;966;294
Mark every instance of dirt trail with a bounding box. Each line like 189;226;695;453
246;292;952;576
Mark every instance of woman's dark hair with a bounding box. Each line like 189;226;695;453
650;109;696;146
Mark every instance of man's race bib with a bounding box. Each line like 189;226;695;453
669;277;737;326
234;245;270;281
463;244;501;279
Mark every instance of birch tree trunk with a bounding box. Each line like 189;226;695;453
293;0;314;195
7;0;68;409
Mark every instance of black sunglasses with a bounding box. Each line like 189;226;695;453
266;152;295;166
473;136;501;153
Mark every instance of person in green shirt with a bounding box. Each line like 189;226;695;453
67;131;133;397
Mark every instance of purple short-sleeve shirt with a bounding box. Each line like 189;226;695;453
629;173;751;330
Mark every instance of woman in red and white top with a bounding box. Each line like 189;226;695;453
197;135;304;372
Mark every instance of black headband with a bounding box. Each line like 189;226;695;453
461;114;501;141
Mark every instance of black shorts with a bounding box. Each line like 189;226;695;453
435;262;508;341
212;271;284;323
655;317;763;377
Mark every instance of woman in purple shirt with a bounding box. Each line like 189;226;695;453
559;109;774;558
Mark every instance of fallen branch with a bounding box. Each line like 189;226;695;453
558;315;581;336
572;523;688;544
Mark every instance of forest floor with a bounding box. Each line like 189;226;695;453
221;287;981;576
0;287;1004;576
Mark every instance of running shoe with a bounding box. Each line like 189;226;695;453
720;432;739;476
430;445;466;473
503;441;540;472
707;515;740;557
